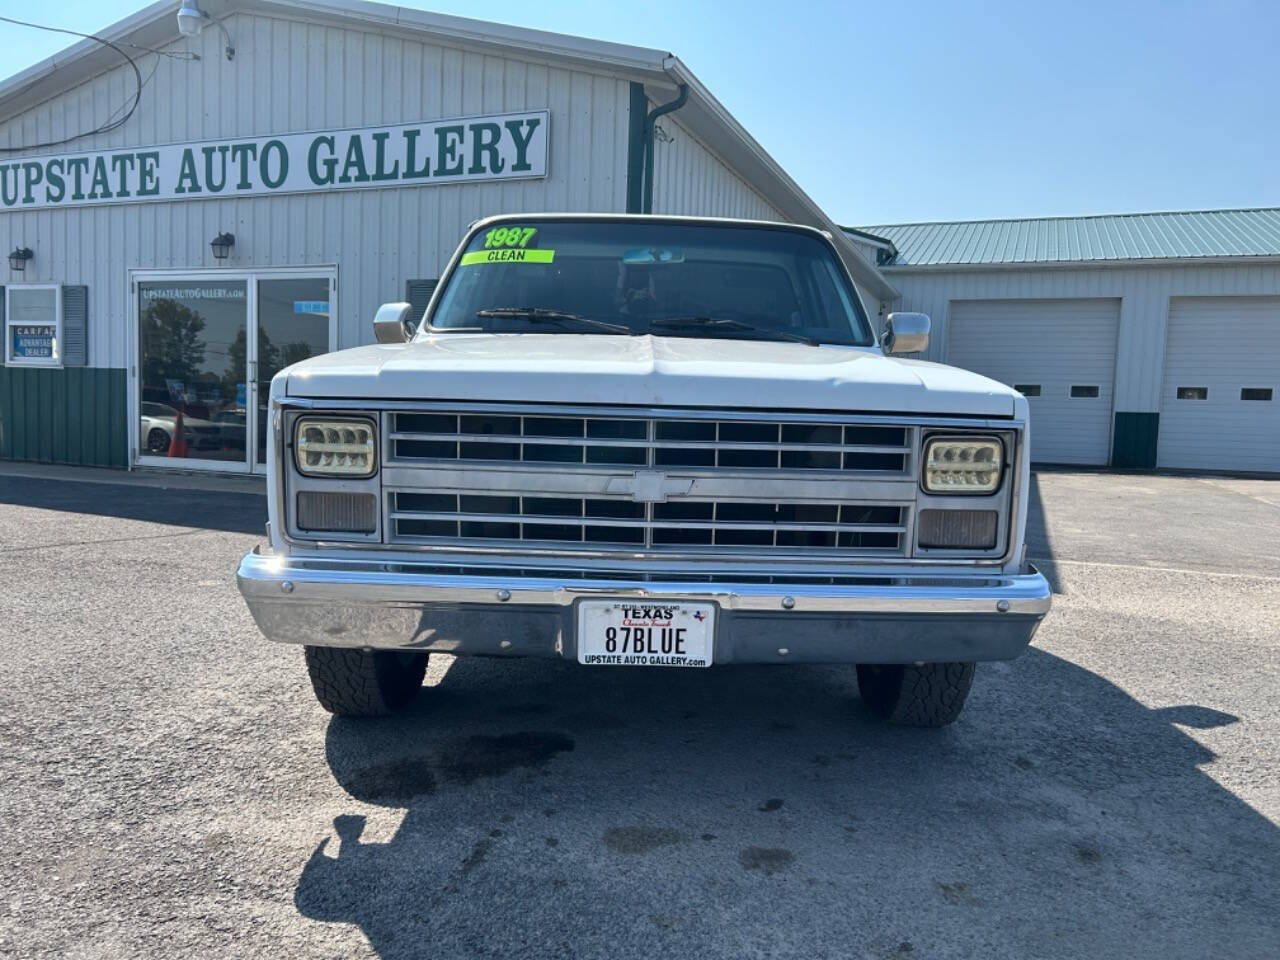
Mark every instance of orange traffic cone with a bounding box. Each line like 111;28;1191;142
168;408;189;458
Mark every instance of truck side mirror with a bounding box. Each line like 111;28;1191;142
882;312;930;355
373;302;416;344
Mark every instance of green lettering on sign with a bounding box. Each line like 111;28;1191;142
308;136;337;185
505;117;542;173
436;125;465;177
0;110;546;210
136;152;160;196
45;159;65;202
468;122;505;175
174;149;200;194
338;137;370;183
259;140;288;188
460;249;555;266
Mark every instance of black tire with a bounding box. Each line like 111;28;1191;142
146;428;171;454
856;661;976;727
303;646;428;717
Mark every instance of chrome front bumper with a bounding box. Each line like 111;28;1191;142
236;550;1051;665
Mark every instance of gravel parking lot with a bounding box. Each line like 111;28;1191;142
0;468;1276;959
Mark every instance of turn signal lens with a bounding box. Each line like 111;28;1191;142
923;437;1002;494
295;417;377;477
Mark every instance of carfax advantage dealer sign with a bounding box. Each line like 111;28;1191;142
0;110;547;210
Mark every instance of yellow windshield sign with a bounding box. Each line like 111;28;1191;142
461;248;555;265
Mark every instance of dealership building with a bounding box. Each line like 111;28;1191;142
0;1;1276;478
0;0;894;475
849;210;1280;473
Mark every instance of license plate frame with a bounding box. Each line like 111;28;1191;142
576;599;716;668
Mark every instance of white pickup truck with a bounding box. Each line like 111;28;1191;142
236;214;1050;727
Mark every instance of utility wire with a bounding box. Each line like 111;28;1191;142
0;15;200;60
99;52;165;130
0;14;179;153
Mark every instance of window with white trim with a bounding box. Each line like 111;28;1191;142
5;284;62;366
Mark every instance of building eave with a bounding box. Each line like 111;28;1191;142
879;254;1280;274
0;0;895;301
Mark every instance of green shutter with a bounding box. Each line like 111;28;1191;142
62;285;89;366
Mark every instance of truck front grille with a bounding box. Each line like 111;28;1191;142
390;412;910;473
378;406;921;560
390;492;905;552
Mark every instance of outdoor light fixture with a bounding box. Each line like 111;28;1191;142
210;233;235;260
8;247;32;271
176;1;235;58
176;0;203;35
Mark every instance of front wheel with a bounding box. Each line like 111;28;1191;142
303;646;428;717
856;661;976;727
146;427;171;454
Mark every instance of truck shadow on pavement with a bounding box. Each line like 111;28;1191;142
294;652;1278;959
1024;472;1062;594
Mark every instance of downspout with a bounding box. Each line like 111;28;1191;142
641;83;689;214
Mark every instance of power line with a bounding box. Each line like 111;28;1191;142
0;14;185;154
0;14;199;60
99;51;165;130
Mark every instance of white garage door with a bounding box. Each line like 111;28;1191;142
1159;297;1280;472
947;299;1120;465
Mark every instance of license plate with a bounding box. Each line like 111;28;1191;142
577;600;715;668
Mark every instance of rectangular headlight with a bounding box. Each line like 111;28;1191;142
295;417;377;477
923;436;1002;494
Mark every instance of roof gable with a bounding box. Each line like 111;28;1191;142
0;0;895;298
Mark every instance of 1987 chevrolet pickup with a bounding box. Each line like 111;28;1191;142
236;214;1051;726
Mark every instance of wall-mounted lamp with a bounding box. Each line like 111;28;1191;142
210;233;235;260
9;247;33;271
177;1;236;59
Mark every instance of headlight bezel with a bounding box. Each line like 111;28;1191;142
920;434;1005;496
293;415;379;479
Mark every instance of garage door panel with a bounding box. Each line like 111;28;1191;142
948;299;1119;465
1159;297;1279;473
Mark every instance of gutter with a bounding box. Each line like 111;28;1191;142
641;84;689;214
878;254;1280;273
840;227;899;266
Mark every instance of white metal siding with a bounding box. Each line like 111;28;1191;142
948;298;1120;465
1158;297;1280;472
0;11;632;367
649;113;782;221
885;262;1280;417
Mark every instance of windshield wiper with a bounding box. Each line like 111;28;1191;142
651;316;820;347
475;307;631;335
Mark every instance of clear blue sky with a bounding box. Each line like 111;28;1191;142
2;0;1277;225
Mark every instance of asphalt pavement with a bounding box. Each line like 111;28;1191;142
0;468;1276;959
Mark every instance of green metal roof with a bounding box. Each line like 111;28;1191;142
850;208;1280;268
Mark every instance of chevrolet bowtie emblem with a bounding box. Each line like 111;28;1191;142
606;469;694;503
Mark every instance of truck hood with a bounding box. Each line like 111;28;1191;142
283;334;1016;417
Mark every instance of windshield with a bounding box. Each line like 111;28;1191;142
426;220;874;346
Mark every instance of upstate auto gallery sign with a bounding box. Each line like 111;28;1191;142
0;110;547;210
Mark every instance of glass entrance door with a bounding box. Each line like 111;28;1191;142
137;279;250;466
134;271;335;472
253;277;334;471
